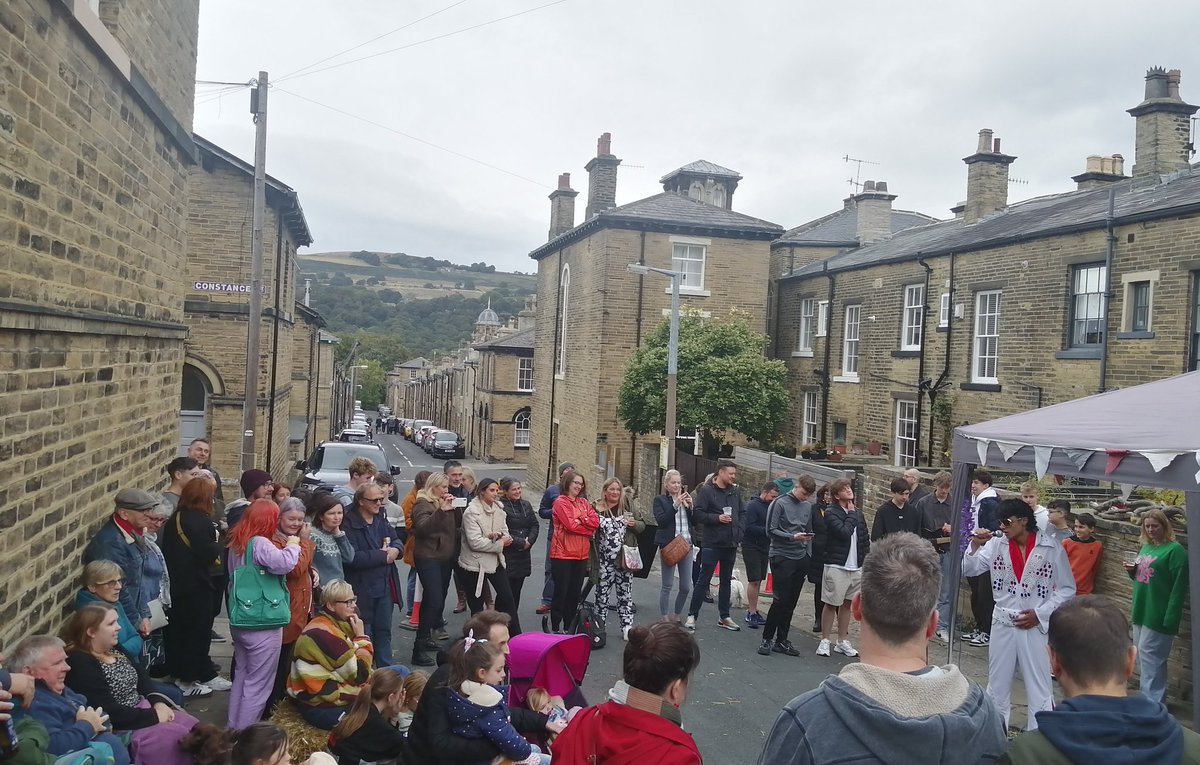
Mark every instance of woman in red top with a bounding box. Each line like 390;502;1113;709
549;470;600;633
554;621;702;764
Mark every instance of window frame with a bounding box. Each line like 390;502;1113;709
1190;275;1200;372
938;292;950;329
1129;281;1151;333
671;242;707;291
555;264;570;378
1068;262;1108;349
796;297;817;354
972;290;1002;384
841;304;861;379
513;409;532;447
517;357;534;392
895;400;918;467
901;283;924;351
802;391;819;445
816;300;829;338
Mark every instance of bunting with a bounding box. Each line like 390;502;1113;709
1143;451;1183;473
1033;446;1053;478
976;439;990;466
996;442;1022;461
1195;451;1200;484
1064;449;1093;471
1104;449;1129;476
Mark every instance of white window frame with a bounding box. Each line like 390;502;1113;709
901;284;924;351
795;298;816;355
517;357;534;392
669;237;709;294
802;391;819;445
1068;263;1107;348
816;300;829;337
972;290;1002;384
938;292;950;328
555;264;569;378
513;410;531;447
839;304;860;380
895;400;918;467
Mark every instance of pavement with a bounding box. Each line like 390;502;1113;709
182;431;1040;760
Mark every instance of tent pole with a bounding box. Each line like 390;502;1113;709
1187;492;1200;732
945;460;975;665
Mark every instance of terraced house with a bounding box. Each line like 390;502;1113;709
775;67;1200;465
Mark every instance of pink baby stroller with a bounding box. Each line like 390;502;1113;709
507;631;591;713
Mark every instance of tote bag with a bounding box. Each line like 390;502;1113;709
229;537;291;630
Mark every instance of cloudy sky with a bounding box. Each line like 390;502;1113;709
194;1;1200;273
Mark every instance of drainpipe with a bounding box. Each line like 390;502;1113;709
820;262;835;444
1098;188;1117;394
631;232;647;486
546;250;564;489
915;255;932;465
265;213;285;472
928;252;956;461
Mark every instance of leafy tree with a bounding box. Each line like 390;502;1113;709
355;359;387;409
329;274;352;286
352;251;382;266
379;288;403;304
460;277;476;291
617;312;789;446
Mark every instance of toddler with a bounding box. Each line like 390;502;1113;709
395;670;428;736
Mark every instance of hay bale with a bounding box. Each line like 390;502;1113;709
268;699;332;763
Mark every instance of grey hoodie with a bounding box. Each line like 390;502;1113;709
758;662;1007;765
767;492;814;560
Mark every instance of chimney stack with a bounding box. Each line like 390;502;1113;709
584;132;621;219
1128;67;1197;183
962;128;1016;224
547;172;578;240
1072;154;1126;190
853;180;897;244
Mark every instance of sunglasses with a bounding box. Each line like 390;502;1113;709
998;517;1023;527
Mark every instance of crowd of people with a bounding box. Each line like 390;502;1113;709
1;436;1194;765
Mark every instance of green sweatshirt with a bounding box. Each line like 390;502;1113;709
1129;541;1189;635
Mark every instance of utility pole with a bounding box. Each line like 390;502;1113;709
241;71;268;471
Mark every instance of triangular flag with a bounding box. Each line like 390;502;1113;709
1104;449;1129;476
1034;446;1053;478
1064;449;1093;471
976;439;990;466
996;442;1022;460
1118;483;1135;500
1143;451;1182;473
1194;452;1200;484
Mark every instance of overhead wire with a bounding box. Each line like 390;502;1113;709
272;86;551;189
275;0;568;83
277;0;471;82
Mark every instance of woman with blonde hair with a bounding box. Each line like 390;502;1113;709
63;604;200;765
594;478;645;640
288;579;374;729
1125;507;1189;704
653;470;695;622
411;472;458;666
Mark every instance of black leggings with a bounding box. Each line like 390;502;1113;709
508;574;528;612
164;588;217;683
458;565;522;635
549;558;587;631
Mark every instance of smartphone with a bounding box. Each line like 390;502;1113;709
452;497;468;509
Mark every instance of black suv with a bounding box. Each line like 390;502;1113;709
429;430;465;459
293;440;400;499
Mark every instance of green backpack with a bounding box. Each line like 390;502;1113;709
229;536;291;630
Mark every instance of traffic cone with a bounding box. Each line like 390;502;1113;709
764;572;774;597
407;578;423;628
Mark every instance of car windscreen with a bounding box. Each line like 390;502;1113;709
317;445;386;471
434;432;459;443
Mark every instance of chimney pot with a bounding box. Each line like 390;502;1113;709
1129;67;1198;180
976;128;994;153
558;172;571;190
863;180;876;191
597;132;612;157
876;181;887;192
853;178;896;244
584;133;621;219
1113;154;1125;175
1144;67;1170;99
963;129;1015;223
547;171;578;240
993;138;1002;153
1085;155;1103;173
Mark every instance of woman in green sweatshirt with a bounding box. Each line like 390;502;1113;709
1125;508;1189;704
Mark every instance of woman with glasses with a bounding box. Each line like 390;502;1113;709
287;579;375;729
343;483;405;668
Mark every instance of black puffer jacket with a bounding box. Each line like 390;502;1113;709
821;504;870;568
500;496;539;579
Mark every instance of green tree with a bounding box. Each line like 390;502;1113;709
617;312;790;446
356;359;387;409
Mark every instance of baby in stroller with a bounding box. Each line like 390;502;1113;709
525;687;582;747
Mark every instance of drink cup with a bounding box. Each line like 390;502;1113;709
1123;551;1138;568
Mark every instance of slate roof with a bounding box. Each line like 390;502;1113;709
660;160;743;182
530;192;783;260
474;327;535;351
397;356;429;369
775;207;940;247
782;169;1200;281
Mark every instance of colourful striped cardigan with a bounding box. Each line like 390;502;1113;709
287;610;374;708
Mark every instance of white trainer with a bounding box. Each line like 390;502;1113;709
683;615;696;632
203;675;232;692
834;640;859;657
816;638;832;657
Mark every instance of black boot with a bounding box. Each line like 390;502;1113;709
411;640;436;667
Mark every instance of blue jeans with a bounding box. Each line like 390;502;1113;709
541;522;555;605
148;678;184;706
936;550;954;629
361;592;394;666
689;546;737;619
1134;624;1174;704
659;547;694;617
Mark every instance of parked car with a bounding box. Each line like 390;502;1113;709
294;440;400;499
420;428;443;453
339;427;372;443
416;425;438;450
429;430;465;459
409;420;433;442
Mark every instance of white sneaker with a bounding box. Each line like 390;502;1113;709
834;640;859;657
174;681;213;698
683;615;696;632
622;625;631;641
816;638;832;657
934;628;950;643
203;675;232;691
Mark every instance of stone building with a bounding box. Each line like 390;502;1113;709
526;135;784;490
775;67;1200;465
183;136;315;482
470;325;535;463
0;0;199;645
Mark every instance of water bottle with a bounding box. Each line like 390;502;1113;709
0;715;19;757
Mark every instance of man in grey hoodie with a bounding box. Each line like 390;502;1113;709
757;474;817;658
758;532;1007;765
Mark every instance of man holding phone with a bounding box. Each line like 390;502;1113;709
686;459;746;632
757;475;817;657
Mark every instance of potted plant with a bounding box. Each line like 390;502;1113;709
867;441;883;456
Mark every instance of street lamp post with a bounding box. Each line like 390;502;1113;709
628;263;682;471
348;365;368;428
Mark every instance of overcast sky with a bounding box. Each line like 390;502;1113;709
194;1;1200;274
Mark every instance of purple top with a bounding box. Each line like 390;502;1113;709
228;536;300;576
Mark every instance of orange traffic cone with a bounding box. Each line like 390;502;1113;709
764;572;774;596
407;578;422;628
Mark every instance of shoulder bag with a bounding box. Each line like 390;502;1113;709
661;535;690;567
229;537;291;630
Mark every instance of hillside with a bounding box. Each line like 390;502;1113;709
299;250;536;300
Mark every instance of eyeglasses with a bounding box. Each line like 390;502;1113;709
96;579;124;587
334;598;358;605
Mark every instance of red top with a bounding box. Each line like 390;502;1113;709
552;700;702;765
1063;537;1104;595
550;495;600;561
1008;532;1038;582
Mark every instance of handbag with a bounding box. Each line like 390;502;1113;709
228;537;291;630
661;534;690;567
621;544;643;572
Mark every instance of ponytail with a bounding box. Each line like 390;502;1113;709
332;668;405;742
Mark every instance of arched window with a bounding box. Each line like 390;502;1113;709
179;364;212;454
556;263;570;377
513;409;531;447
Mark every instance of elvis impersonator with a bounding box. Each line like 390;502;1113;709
963;497;1075;730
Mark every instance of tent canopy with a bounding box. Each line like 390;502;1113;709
952;370;1200;491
